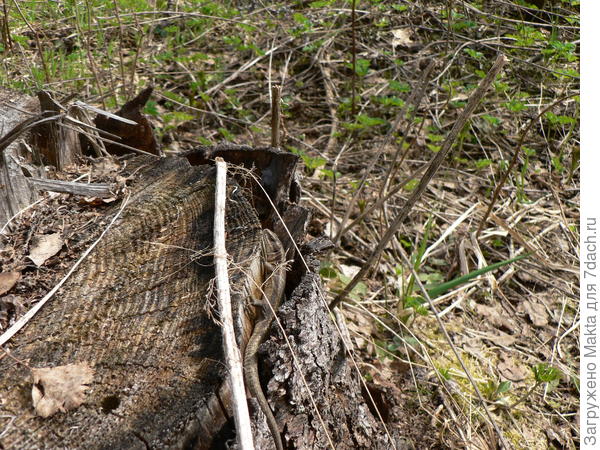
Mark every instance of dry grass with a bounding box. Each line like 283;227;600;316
0;1;579;448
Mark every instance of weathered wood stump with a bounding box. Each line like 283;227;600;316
0;156;265;448
0;91;400;449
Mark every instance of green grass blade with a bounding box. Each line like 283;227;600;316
425;253;531;299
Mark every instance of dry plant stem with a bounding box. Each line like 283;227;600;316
128;13;145;96
317;50;339;155
350;0;356;119
397;246;511;450
10;0;50;84
1;0;12;51
378;60;436;200
0;194;130;348
213;158;254;450
75;1;105;107
330;53;508;310
339;163;428;238
334;60;434;246
476;93;577;237
206;37;293;96
270;85;281;148
112;0;127;98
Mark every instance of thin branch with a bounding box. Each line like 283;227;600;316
476;93;577;237
330;53;508;309
271;85;281;148
213;157;254;450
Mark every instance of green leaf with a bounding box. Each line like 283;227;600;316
319;261;337;279
497;381;512;394
309;0;334;7
464;48;484;60
356;114;386;127
474;159;492;170
144;101;158;116
532;364;561;384
353;59;371;77
426;253;530;298
504;99;526;113
482;114;502;127
218;127;235;141
374;96;405;107
404;179;419;191
389;80;410;92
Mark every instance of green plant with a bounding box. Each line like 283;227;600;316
349;58;370;77
509;364;562;409
481;379;512;403
319;262;367;302
287;146;327;175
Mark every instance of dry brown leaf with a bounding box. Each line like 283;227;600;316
91;157;120;177
488;331;517;347
475;303;517;332
31;362;94;418
522;300;549;327
28;233;63;266
497;355;529;382
0;271;20;296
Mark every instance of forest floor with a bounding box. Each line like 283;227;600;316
0;1;580;449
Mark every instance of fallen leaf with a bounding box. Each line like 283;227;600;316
497;356;529;382
91;157;121;177
475;303;517;332
28;233;63;266
339;264;361;279
0;271;20;296
391;28;415;48
522;300;549;327
488;331;517;347
31;363;94;418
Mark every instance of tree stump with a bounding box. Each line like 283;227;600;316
0;92;400;449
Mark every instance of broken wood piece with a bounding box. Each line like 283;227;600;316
0;88;43;228
28;178;115;198
33;91;81;169
93;87;160;157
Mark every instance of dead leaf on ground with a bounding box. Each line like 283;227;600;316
497;355;529;382
91;157;120;177
27;233;63;266
391;28;417;48
475;303;517;332
487;331;517;347
31;362;94;418
522;300;549;327
0;271;20;296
